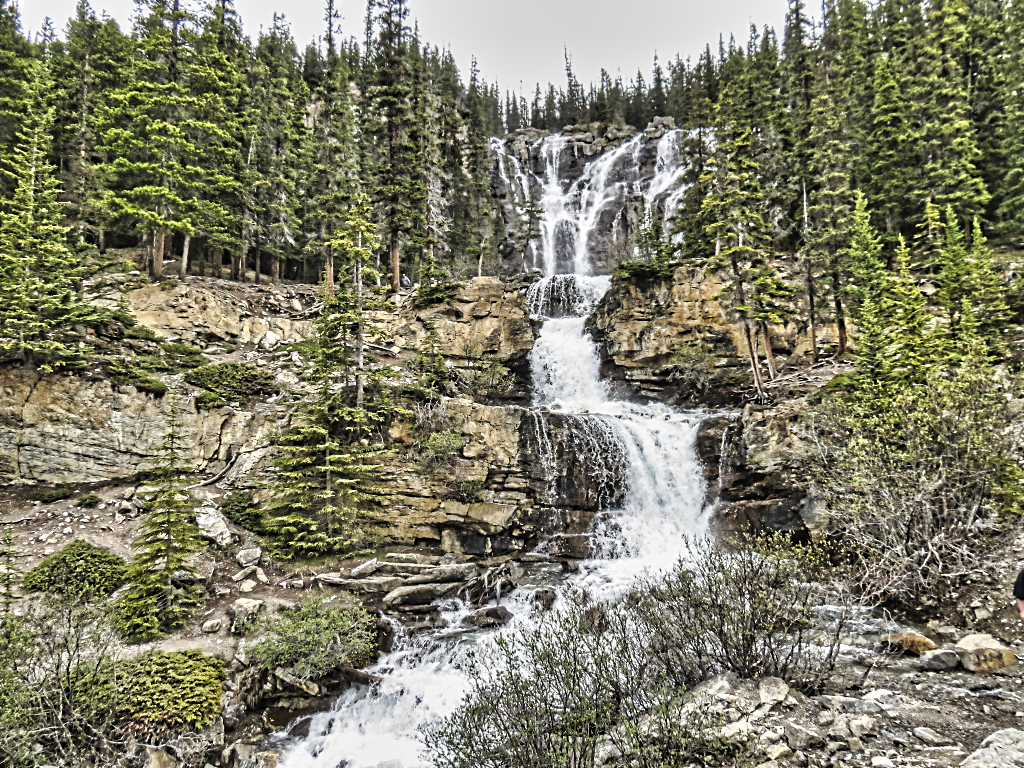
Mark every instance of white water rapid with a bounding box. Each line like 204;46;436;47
278;131;711;768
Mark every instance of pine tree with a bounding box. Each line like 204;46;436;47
866;56;913;241
0;525;17;614
0;61;101;371
111;398;203;640
967;217;1011;342
0;1;34;200
886;236;936;384
999;0;1024;242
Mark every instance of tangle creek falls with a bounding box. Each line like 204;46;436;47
280;127;711;768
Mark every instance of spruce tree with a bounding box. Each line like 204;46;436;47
0;1;34;200
0;61;101;371
886;236;936;384
999;0;1024;242
111;398;203;640
866;56;914;241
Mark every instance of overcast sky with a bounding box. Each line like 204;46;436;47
21;0;789;93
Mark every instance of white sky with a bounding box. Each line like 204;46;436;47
20;0;789;94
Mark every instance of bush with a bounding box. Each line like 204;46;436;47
105;358;167;396
667;342;714;389
195;390;227;410
424;590;729;768
22;540;128;598
125;324;160;342
804;361;1024;602
634;536;852;693
184;362;277;405
221;490;262;530
32;488;71;504
248;595;376;680
159;341;206;370
76;494;101;508
418;430;464;472
98;650;225;737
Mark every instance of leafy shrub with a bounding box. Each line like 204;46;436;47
425;590;729;768
445;480;485;503
667;342;714;388
634;536;853;693
23;540;128;598
195;390;226;410
419;430;464;472
76;494;101;508
185;362;277;405
95;650;225;737
125;324;160;341
248;595;376;680
105;358;167;396
159;341;206;370
613;259;676;281
220;490;262;530
32;487;71;503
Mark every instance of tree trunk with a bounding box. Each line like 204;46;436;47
98;229;106;254
355;237;365;409
806;260;818;363
760;321;778;380
744;321;767;400
212;248;222;280
254;248;261;285
197;241;205;276
390;231;400;295
325;245;335;298
270;252;279;283
151;229;166;279
833;285;848;357
179;234;191;279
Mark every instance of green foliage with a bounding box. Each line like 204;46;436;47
159;341;206;370
104;358;168;396
419;431;464;473
195;390;226;410
93;650;225;737
32;488;72;504
414;323;450;396
414;248;459;305
75;494;101;508
444;480;486;503
220;490;262;530
0;527;17;614
248;595;376;680
668;342;714;389
185;362;278;406
23;540;127;599
124;325;161;342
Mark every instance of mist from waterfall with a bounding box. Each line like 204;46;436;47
279;131;710;768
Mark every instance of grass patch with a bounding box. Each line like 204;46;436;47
76;494;101;508
22;540;128;598
31;488;72;504
185;362;278;406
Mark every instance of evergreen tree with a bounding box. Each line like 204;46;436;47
0;526;17;614
111;398;203;640
998;0;1024;242
886;236;936;383
0;1;34;200
0;61;101;371
866;56;913;240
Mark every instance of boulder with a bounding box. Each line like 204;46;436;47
255;752;282;768
784;722;823;751
238;579;256;593
532;586;557;611
236;547;262;568
758;678;789;706
274;667;319;696
404;563;479;585
259;330;282;350
882;630;937;656
463;605;513;628
960;728;1024;768
197;507;236;548
912;726;951;746
227;598;264;634
383;582;460;606
917;648;960;671
231;566;256;582
955;633;1017;672
316;574;404;593
202;618;223;633
351;558;380;577
145;749;179;768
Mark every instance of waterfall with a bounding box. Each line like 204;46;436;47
279;138;711;768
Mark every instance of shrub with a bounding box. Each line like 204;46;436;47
105;358;167;396
159;341;206;370
76;494;101;508
804;361;1024;602
125;324;160;342
195;390;227;410
32;487;71;504
419;430;464;473
220;490;262;530
248;595;376;680
667;342;714;389
634;536;853;693
23;540;128;598
184;362;277;405
424;590;729;768
102;650;225;737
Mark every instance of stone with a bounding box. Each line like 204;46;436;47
236;548;262;568
255;752;282;768
766;744;792;760
463;606;513;628
917;648;960;671
960;728;1024;768
404;563;479;585
231;566;256;582
259;330;282;350
255;567;269;584
351;558;380;577
196;507;235;548
532;586;556;610
870;758;895;768
759;678;789;706
227;598;264;634
274;668;319;696
202;618;223;633
316;574;404;593
383;582;460;606
238;579;257;593
882;630;937;656
847;737;864;752
849;716;877;738
785;722;823;751
975;607;994;621
956;633;1017;672
145;749;179;768
912;726;951;746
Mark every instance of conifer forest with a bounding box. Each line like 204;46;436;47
8;1;1024;767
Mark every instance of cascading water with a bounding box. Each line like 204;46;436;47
279;131;711;768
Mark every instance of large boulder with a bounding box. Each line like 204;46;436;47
961;729;1024;768
197;506;235;548
227;598;264;634
955;633;1017;673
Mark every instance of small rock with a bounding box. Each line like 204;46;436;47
912;726;951;745
759;678;789;706
255;751;282;768
976;607;994;621
197;507;236;548
274;668;319;696
766;744;792;760
785;722;823;751
259;330;282;350
871;758;895;768
236;548;262;568
202;619;223;633
463;606;513;628
960;728;1024;768
849;716;877;737
847;736;864;752
532;586;556;610
227;598;264;633
144;749;179;768
882;630;937;656
956;633;1017;673
238;579;257;593
351;558;380;577
255;567;269;584
918;648;960;671
232;566;256;582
